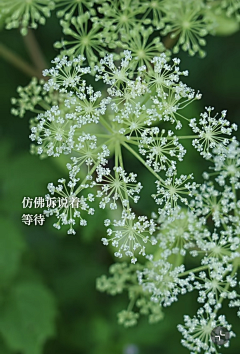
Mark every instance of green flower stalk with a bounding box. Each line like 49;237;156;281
55;0;96;20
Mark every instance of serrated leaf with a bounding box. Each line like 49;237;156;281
0;281;57;354
0;218;26;286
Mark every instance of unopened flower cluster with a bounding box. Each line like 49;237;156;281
1;0;239;57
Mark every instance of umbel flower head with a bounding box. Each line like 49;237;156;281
178;306;235;353
0;0;55;35
190;107;237;159
138;259;192;307
1;0;239;67
44;177;95;235
96;262;164;326
13;49;240;354
102;211;157;264
161;0;209;57
14;50;239;266
55;12;110;67
54;0;96;21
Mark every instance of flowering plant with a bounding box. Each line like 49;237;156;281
1;0;240;353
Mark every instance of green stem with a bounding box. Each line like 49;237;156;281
118;144;124;170
232;183;238;217
99;116;114;134
127;296;136;312
122;141;164;183
117;142;130;204
23;29;48;76
213;264;239;314
39;100;51;111
0;42;41;78
129;135;199;140
175;112;191;122
177;135;199;139
95;133;111;138
115;142;119;181
74;163;98;195
178;265;209;277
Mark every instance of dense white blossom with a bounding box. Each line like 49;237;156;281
13;49;240;353
190;107;237;159
102;211;157;264
178;307;235;353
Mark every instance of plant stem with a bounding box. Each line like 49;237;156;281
74;137;114;195
122;141;164;183
23;29;47;75
0;42;41;78
178;265;209;277
213;264;239;314
127;296;136;312
99;116;114;134
117;142;130;204
95;133;111;138
74;163;98;196
129;135;199;140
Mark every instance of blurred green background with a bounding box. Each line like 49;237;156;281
0;13;240;354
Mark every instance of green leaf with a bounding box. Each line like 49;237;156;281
0;218;26;286
2;152;60;212
0;281;57;354
0;336;13;354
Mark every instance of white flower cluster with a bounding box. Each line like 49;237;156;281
28;52;208;261
45;178;95;234
14;50;240;352
95;167;142;210
138;260;192;307
190;107;237;159
139;127;186;172
178;307;235;353
29;106;76;157
102;212;157;264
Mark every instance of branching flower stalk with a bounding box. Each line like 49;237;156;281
12;49;240;353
